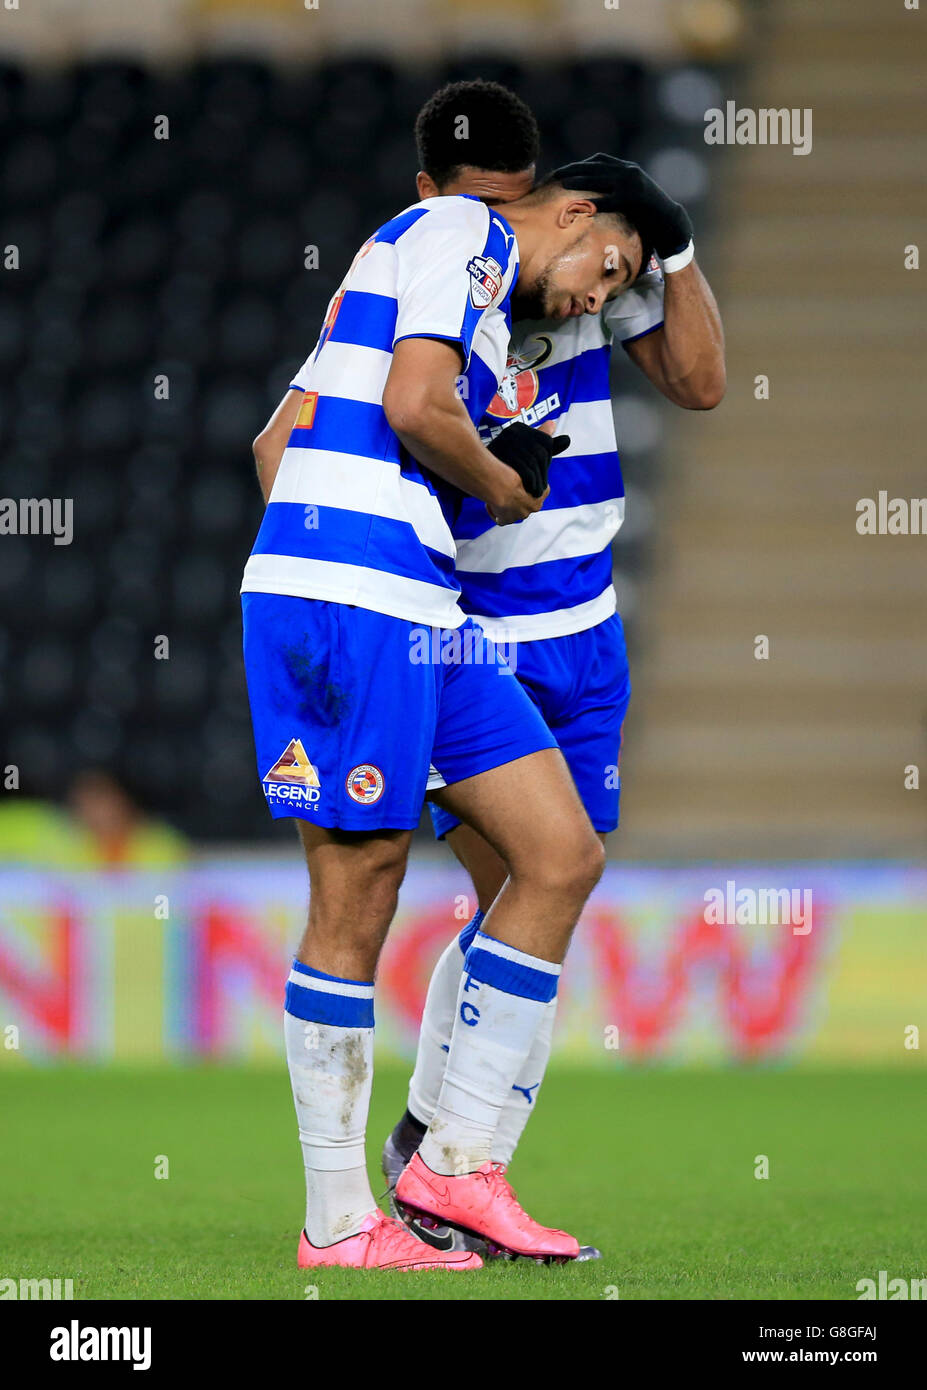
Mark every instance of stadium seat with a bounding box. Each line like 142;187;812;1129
0;57;717;837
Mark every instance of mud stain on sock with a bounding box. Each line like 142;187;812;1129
338;1032;368;1129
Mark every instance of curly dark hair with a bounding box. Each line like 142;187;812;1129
414;79;539;189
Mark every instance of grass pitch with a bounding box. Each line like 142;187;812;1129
2;1064;924;1301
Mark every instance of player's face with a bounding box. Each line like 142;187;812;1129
417;165;536;204
517;221;643;322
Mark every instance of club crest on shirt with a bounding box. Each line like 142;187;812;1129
466;254;503;309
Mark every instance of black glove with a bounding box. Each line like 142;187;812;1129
487;422;570;498
551;152;692;265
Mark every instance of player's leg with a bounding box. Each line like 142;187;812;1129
288;821;409;1245
242;593;481;1271
391;618;630;1255
397;631;574;1157
444;820;508;914
387;831;593;1253
491;613;630;1166
401;779;584;1149
435;747;603;956
394;821;505;1162
397;746;602;1257
394;622;604;1257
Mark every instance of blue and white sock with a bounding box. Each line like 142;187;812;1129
418;930;561;1176
492;995;557;1165
407;909;483;1126
284;960;377;1247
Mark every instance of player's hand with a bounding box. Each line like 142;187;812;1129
486;472;548;526
486;420;571;500
620;162;692;262
556;153;692;265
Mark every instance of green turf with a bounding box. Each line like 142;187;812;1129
2;1064;924;1300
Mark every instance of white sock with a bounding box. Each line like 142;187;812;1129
284;960;378;1247
418;930;560;1176
407;910;484;1126
408;911;558;1167
492;996;557;1166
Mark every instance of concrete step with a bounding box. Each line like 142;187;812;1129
732;136;926;184
618;798;927;862
631;636;927;689
659;421;925;468
640;543;927;603
651;601;926;643
720;215;923;295
655;477;927;528
772;0;912;27
651;515;917;549
630;720;921;776
617;0;925;861
717;297;923;350
636;684;923;726
739;63;923;125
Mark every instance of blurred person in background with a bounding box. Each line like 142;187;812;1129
65;768;188;869
0;797;85;868
0;770;187;868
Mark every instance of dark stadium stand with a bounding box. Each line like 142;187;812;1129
0;57;722;839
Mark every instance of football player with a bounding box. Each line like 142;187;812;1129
243;115;650;1267
379;83;725;1256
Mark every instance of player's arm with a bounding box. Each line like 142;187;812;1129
383;338;544;525
252;335;322;502
624;260;725;410
252;388;303;503
565;156;725;410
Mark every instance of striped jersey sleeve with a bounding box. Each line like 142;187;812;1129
603;264;665;344
394;206;516;368
242;196;518;630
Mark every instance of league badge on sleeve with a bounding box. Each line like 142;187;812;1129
466;254;503;309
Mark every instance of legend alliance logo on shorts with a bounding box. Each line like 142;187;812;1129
263;738;322;808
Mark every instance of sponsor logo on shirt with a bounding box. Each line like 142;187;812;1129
485;334;557;418
295;391;319;429
481;336;560;439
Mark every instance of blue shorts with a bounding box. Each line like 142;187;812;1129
241;593;558;831
429;612;631;838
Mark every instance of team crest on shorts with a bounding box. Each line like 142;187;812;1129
346;764;385;805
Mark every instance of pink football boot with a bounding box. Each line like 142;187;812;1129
297;1209;482;1271
395;1154;580;1263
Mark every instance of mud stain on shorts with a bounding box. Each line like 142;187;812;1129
282;640;352;726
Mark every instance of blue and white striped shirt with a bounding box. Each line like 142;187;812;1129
242;196;518;628
454;269;665;642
